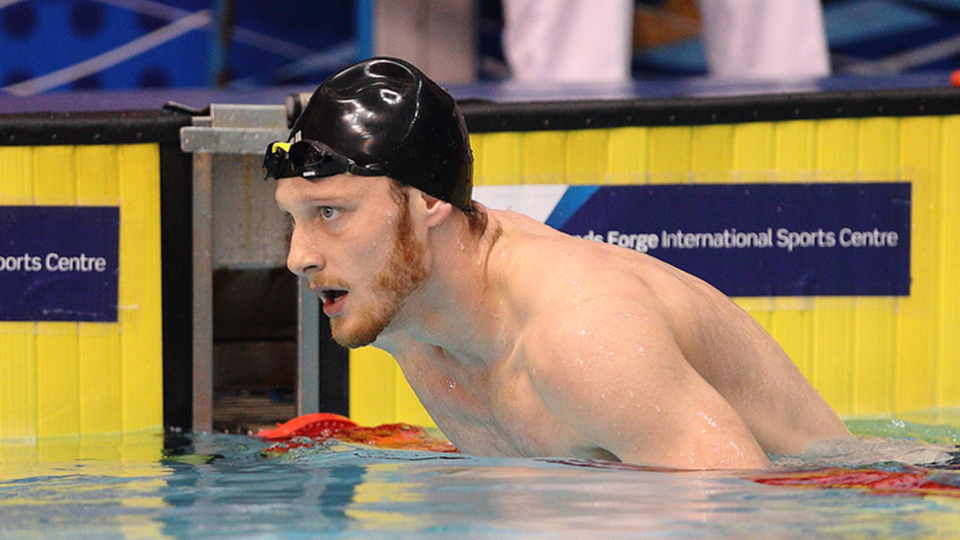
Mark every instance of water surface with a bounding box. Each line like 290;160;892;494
1;416;959;539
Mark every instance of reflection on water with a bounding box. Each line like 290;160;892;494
0;431;172;539
0;417;958;539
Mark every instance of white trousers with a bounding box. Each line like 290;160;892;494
502;0;831;82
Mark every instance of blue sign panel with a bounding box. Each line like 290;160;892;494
546;183;911;297
0;206;120;322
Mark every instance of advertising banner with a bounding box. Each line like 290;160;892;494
0;206;120;321
475;183;911;297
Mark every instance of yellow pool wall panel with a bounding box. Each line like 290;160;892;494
350;113;960;427
0;143;163;439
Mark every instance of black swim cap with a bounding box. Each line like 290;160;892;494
277;57;474;211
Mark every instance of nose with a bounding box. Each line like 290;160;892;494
286;224;324;277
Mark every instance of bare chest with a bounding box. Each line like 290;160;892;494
394;348;606;460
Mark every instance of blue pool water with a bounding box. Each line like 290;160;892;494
2;416;960;539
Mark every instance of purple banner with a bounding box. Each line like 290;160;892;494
1;206;119;321
547;183;911;297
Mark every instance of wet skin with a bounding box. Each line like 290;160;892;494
276;173;853;470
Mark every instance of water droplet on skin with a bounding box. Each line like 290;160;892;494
698;412;719;429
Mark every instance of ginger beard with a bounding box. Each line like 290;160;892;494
329;187;428;349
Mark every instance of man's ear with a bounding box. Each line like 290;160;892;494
420;193;454;228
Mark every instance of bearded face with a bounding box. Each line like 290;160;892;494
277;173;431;350
326;185;428;349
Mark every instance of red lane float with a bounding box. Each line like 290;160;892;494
257;413;458;454
257;413;358;440
753;467;960;498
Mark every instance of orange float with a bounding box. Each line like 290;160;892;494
258;413;458;454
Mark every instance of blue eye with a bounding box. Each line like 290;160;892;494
320;207;339;220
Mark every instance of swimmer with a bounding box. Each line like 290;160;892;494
266;57;853;470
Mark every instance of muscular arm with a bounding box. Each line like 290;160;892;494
524;294;770;470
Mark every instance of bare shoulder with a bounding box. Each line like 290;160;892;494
489;210;678;300
488;211;716;349
486;210;851;457
487;210;695;393
486;215;770;467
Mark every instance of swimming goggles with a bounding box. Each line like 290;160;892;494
262;140;383;181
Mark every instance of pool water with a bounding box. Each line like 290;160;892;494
2;416;960;539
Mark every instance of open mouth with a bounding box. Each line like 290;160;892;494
320;289;348;316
